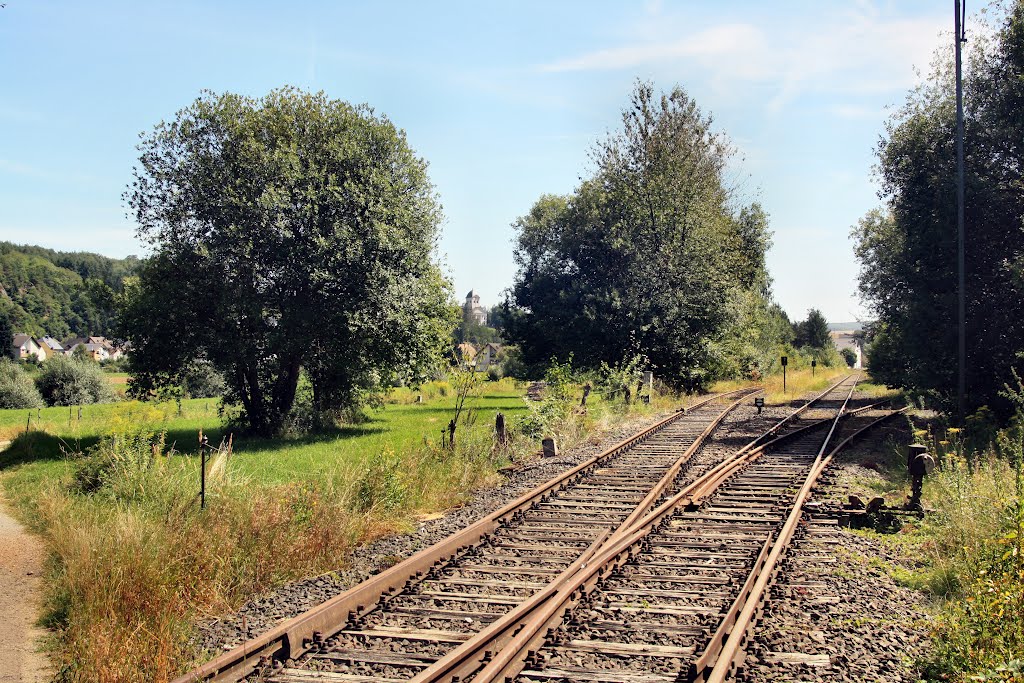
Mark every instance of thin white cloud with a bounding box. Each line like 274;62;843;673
539;4;947;110
542;23;764;73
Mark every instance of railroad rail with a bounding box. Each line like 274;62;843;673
429;375;904;683
176;388;750;682
174;377;868;683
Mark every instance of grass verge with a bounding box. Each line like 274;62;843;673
851;413;1024;682
0;377;690;682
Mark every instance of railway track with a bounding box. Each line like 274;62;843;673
434;375;905;683
175;377;888;683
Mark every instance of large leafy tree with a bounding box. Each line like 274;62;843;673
854;2;1024;415
122;88;456;435
505;82;781;389
793;308;833;350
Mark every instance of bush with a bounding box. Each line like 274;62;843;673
0;359;44;409
36;356;114;406
181;360;226;399
841;347;857;367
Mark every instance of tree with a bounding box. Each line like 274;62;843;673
504;82;783;388
853;2;1024;415
0;309;12;360
793;309;832;350
121;88;457;435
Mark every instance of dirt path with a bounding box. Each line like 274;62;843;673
0;493;51;683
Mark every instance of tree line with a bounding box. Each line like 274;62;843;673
0;242;138;341
854;1;1024;418
497;83;806;388
3;83;836;436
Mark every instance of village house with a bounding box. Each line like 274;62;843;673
455;342;477;363
11;333;46;362
36;336;64;359
476;342;502;369
63;336;122;361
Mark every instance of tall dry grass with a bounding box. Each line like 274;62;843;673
5;376;692;682
900;422;1024;681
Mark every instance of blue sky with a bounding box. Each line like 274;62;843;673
0;1;949;322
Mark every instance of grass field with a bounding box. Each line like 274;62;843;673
0;380;530;490
0;376;673;682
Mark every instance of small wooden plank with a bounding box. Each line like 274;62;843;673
335;626;468;643
272;670;405;682
316;647;432;667
520;666;675;682
764;652;831;666
562;639;695;658
585;619;705;637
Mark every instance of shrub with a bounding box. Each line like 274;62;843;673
181;360;226;399
36;355;114;406
841;347;857;367
0;358;44;408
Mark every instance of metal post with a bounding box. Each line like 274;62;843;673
199;429;208;510
200;448;206;510
955;0;967;425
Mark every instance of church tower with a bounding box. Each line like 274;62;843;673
463;290;487;325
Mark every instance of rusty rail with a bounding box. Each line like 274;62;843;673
443;376;864;683
697;404;909;683
171;387;755;683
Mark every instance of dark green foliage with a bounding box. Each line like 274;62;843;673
854;2;1024;415
0;242;136;339
841;347;857;368
0;359;44;408
122;88;458;436
36;356;113;406
181;360;226;399
0;312;12;360
455;319;500;346
793;309;833;350
504;82;782;389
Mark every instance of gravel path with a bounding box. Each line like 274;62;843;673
0;492;52;683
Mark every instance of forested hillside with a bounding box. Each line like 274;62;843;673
0;242;140;340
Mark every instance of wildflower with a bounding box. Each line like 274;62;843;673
947;427;962;435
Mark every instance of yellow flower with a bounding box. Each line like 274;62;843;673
947;427;961;434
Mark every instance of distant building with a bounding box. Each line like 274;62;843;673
477;342;502;369
463;290;487;326
63;336;122;362
12;334;45;362
456;342;477;363
37;336;64;359
830;330;863;369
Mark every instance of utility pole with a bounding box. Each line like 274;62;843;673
955;0;967;425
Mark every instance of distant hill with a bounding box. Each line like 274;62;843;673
828;321;864;331
0;243;140;340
